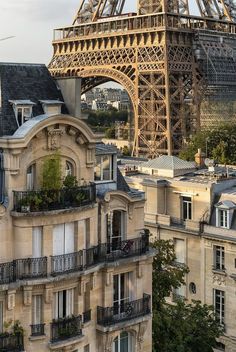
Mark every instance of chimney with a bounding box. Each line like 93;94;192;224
195;148;205;168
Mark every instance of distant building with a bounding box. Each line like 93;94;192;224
122;153;236;352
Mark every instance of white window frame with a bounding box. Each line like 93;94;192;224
213;289;225;325
213;245;225;271
26;164;35;191
174;238;185;264
16;106;33;127
112;332;133;352
54;289;74;319
113;273;132;315
65;161;73;177
95;155;113;182
32;295;43;325
182;196;192;221
216;209;229;229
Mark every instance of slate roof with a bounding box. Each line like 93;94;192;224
140;155;196;170
95;143;117;155
117;167;130;193
0;63;67;136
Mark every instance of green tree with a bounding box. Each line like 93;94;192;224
179;122;236;164
152;239;223;352
41;152;62;190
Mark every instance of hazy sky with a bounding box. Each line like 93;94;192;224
0;1;199;65
0;1;134;64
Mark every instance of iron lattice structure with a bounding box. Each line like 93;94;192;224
49;0;236;157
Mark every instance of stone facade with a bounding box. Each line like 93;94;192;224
0;114;153;352
125;161;236;352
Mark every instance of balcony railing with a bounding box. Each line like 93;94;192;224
0;257;47;284
13;184;96;213
50;315;82;343
0;234;149;284
0;332;24;351
83;310;91;324
97;294;151;327
30;324;45;337
51;234;150;276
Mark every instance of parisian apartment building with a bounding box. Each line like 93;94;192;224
123;152;236;352
0;63;154;352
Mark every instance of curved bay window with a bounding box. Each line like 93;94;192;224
107;210;126;252
113;332;133;352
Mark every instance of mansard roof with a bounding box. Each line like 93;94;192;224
0;63;66;136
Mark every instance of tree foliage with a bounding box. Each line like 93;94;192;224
41;152;62;190
87;110;128;127
152;239;223;352
179;123;236;164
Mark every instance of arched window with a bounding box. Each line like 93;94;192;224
113;332;133;352
65;161;73;177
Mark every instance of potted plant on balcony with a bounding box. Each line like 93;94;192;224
19;196;31;213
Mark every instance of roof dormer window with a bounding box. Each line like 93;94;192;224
215;200;236;229
9;100;35;127
39;100;63;116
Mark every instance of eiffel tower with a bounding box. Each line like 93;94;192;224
49;0;236;157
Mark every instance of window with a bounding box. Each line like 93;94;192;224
174;238;185;264
27;164;35;191
213;246;225;270
113;332;133;352
65;161;73;177
107;211;126;251
218;209;229;229
189;282;197;294
16;106;32;126
113;273;132;315
214;289;225;325
53;223;75;272
95;155;113;181
84;345;90;352
32;295;43;325
0;301;3;333
32;227;43;258
182;196;192;220
173;285;185;301
54;289;74;319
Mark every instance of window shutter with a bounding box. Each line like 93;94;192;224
174;239;185;263
53;292;59;319
53;224;64;255
65;223;75;254
32;295;42;325
66;289;74;316
32;227;43;258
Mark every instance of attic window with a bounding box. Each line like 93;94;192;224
17;106;32;126
39;100;63;116
9;100;35;127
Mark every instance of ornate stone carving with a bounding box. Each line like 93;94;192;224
47;127;64;150
212;273;226;286
23;286;32;306
137;322;148;352
45;286;53;304
7;290;16;310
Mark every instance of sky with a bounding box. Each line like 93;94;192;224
0;1;135;65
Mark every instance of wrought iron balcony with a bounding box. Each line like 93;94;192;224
97;294;151;327
13;183;96;213
50;315;82;343
102;233;150;262
83;310;91;324
0;332;24;351
51;251;83;276
30;324;45;336
0;257;47;284
172;293;185;302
